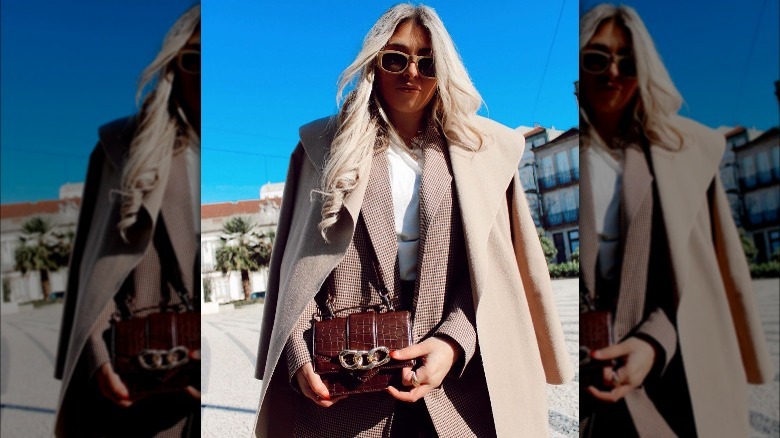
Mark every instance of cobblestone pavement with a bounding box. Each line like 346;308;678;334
1;278;777;437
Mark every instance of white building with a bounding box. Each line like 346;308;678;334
200;197;281;304
0;191;81;305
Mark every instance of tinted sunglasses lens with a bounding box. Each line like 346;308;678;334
583;52;609;73
619;58;637;77
418;58;435;77
179;52;200;74
381;52;408;73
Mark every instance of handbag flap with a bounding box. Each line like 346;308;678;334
312;310;413;374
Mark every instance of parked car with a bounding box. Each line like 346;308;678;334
49;291;65;300
249;291;266;300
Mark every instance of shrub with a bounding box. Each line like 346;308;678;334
750;262;780;278
548;261;580;278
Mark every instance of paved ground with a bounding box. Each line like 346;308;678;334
1;278;777;437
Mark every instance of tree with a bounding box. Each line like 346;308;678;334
214;216;273;300
738;228;758;262
14;217;70;300
537;227;557;264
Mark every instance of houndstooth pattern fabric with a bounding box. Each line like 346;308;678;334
284;122;493;437
82;148;199;438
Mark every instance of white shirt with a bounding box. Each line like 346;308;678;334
386;139;423;281
586;144;622;282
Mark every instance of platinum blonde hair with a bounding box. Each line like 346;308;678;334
580;4;684;150
318;3;487;240
116;5;200;242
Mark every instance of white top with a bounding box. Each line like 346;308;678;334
386;139;423;281
586;144;622;282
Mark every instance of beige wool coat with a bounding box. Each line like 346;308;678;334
53;116;199;437
254;115;574;437
580;116;774;437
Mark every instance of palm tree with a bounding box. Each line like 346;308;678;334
14;217;67;300
215;216;273;300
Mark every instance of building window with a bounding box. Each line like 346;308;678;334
771;146;780;180
570;146;580;180
555;151;571;184
568;230;580;255
741;155;756;188
768;230;780;259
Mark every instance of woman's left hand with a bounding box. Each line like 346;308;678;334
587;337;656;403
386;336;460;403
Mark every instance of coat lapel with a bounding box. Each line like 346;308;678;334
650;116;725;297
449;118;524;308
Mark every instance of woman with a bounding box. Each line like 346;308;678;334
54;5;201;437
578;4;773;437
254;4;572;437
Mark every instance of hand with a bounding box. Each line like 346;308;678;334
96;363;133;408
294;362;347;408
587;337;656;403
386;336;460;403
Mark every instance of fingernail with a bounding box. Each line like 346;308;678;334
322;393;331;400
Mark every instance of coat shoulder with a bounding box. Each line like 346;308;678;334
672;115;726;155
298;115;338;173
97;115;139;168
473;116;525;167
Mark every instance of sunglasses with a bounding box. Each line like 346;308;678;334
377;50;435;78
581;49;636;77
177;49;200;75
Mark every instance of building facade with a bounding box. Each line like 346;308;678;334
0;194;80;304
517;125;580;263
200;197;281;303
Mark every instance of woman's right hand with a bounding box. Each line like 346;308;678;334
294;363;347;408
96;363;133;408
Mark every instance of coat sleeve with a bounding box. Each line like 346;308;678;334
710;174;774;384
55;144;105;380
508;173;574;385
255;144;305;380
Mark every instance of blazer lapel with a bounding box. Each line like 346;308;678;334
579;146;598;298
360;149;399;294
159;149;198;295
613;144;654;340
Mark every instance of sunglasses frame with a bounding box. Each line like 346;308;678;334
376;49;436;78
580;49;636;77
176;49;201;75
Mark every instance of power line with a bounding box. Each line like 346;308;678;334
530;0;566;123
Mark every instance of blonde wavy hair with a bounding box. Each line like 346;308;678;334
580;4;684;150
318;3;487;240
116;5;200;242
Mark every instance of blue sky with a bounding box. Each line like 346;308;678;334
201;0;580;203
1;1;777;204
0;0;196;203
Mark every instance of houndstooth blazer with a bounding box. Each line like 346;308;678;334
281;122;488;437
255;115;573;438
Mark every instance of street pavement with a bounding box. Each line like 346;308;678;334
1;278;778;437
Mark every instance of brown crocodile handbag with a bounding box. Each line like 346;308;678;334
311;260;414;396
109;218;200;401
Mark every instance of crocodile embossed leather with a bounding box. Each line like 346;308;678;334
312;310;414;396
580;310;616;390
110;311;200;401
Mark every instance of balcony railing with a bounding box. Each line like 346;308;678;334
544;208;579;228
745;208;780;228
740;170;780;191
537;168;580;191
